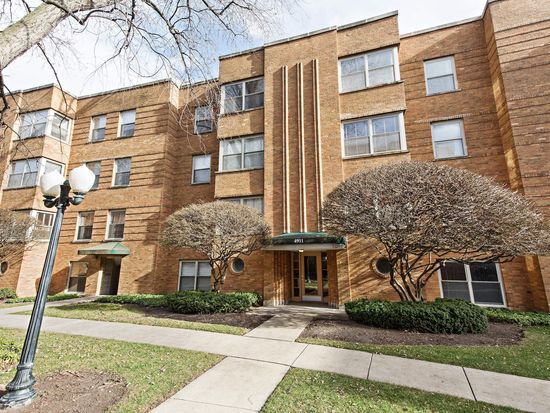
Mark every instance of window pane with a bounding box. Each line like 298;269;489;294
224;83;242;98
469;263;499;282
243;198;263;213
434;140;465;159
441;281;471;302
196;277;211;291
195;106;212;133
244;93;264;109
472;282;504;305
222;140;242;155
368;49;393;69
86;162;101;189
440;262;467;281
425;58;454;78
344;136;370;157
180;262;196;277
193;155;210;170
51;114;70;141
179;277;195;291
120;124;135;137
244;137;264;152
45;161;62;174
224;97;242;113
244;152;263;168
341;57;365;76
344;120;368;139
373;132;400;153
369;66;395;86
372;115;399;135
93;115;107;129
120;110;136;124
197;262;211;276
341;73;366;92
223;154;242;170
427;75;456;94
116;158;131;173
193;169;210;184
246;79;263;94
432;121;462;141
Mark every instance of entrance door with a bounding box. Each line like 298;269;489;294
100;258;120;295
291;251;329;303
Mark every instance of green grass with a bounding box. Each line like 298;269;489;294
262;368;520;413
17;303;248;335
0;328;221;413
299;326;550;381
5;293;80;304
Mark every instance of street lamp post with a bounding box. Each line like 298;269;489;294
0;165;95;409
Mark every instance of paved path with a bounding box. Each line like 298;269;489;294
1;303;549;412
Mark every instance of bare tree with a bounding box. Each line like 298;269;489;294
322;161;550;302
160;201;270;292
0;208;36;266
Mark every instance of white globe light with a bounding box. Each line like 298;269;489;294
39;171;65;197
69;165;96;194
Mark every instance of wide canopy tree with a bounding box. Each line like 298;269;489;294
160;201;270;292
322;161;550;302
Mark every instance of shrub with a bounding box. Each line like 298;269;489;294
484;307;550;327
345;298;488;334
0;288;17;300
95;294;168;308
5;293;79;304
165;291;258;314
0;337;20;371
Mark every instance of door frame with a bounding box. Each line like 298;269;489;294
290;251;329;303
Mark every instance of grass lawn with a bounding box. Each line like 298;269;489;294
0;328;221;413
299;326;550;381
17;303;248;335
0;303;28;309
262;368;520;413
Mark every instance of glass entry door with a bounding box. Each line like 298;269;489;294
301;253;322;302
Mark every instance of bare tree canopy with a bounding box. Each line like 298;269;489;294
0;208;36;263
322;161;550;302
160;201;270;292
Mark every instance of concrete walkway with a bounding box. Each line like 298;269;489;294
1;303;549;412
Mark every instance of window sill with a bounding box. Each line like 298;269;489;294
110;185;130;189
342;150;409;161
426;89;461;97
219;106;263;117
215;167;264;175
433;155;470;161
116;135;134;139
3;185;37;191
87;140;106;144
340;80;404;96
191;181;212;186
105;238;124;242
72;240;92;244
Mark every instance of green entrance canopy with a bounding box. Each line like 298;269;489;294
78;242;130;256
266;232;346;251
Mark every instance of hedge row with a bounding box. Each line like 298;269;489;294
96;291;262;314
5;293;79;303
345;298;488;334
484;307;550;327
0;288;17;300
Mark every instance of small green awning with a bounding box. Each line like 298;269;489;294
78;242;130;256
265;232;346;251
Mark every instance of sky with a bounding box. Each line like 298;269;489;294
5;0;486;96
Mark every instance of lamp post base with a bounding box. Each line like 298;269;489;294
0;364;37;409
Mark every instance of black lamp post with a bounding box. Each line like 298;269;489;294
0;165;95;409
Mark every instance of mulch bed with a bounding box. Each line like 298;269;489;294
136;305;273;329
300;318;524;346
0;370;126;413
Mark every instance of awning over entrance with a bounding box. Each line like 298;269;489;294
265;232;346;251
77;242;130;256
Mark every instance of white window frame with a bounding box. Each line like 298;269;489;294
431;119;468;160
89;114;107;142
15;109;72;142
191;154;211;184
75;211;94;241
112;157;131;187
85;161;101;190
424;56;458;96
118;109;136;138
219;135;264;172
222;196;264;214
6;158;64;189
178;260;211;291
220;77;264;114
106;209;126;240
194;106;213;134
338;47;400;93
29;210;55;241
438;261;507;308
341;112;407;159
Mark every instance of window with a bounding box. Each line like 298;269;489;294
76;211;94;241
51;113;70;141
90;115;107;142
224;196;263;214
107;210;126;240
424;56;458;95
86;161;101;190
179;260;211;291
31;211;54;240
192;154;211;184
194;106;213;134
439;261;506;306
231;258;245;273
67;261;88;293
113;158;131;187
18;110;48;138
220;135;264;171
7;159;39;188
221;78;264;114
119;110;136;137
342;113;405;157
431;119;467;159
339;47;399;93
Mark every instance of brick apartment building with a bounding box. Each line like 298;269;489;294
0;0;549;311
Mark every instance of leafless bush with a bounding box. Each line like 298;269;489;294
160;201;270;292
0;208;36;265
322;161;550;302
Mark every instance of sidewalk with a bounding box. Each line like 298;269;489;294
1;303;549;412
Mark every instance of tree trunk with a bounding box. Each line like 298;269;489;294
0;0;114;69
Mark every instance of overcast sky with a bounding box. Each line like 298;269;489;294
5;0;486;95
